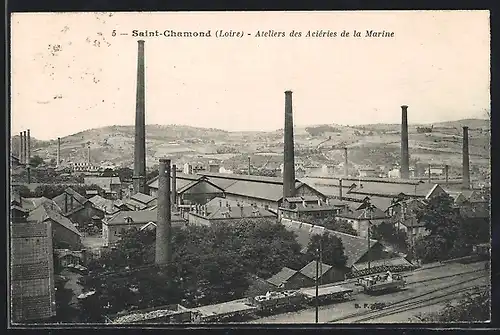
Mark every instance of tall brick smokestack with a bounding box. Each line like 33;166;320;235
87;145;91;164
57;138;61;167
23;131;27;165
283;90;296;202
462;126;470;189
133;40;147;194
19;132;24;163
156;158;172;266
171;164;177;210
344;148;348;177
400;105;410;179
27;129;31;165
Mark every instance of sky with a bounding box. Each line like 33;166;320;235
11;11;490;140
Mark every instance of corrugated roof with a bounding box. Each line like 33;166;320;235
199;171;288;184
106;210;184;226
299;260;332;279
266;267;299;287
147;173;201;190
282;219;379;268
27;202;82;236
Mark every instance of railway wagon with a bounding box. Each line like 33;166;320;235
357;272;405;294
249;290;306;314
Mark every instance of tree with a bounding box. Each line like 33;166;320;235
306;233;347;269
30;155;44;168
302;214;358;236
371;221;408;251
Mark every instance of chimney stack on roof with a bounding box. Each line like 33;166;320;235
462;126;470;189
400;105;410;179
283;90;296;203
155;158;172;266
133;40;147;194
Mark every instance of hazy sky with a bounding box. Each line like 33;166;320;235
11;11;490;140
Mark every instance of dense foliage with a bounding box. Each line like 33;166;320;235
306;233;347;269
78;219;308;319
414;194;490;263
15;184;106;199
371;221;408;252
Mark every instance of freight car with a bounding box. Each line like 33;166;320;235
356;271;405;294
248;290;307;315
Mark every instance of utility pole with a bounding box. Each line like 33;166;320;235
315;247;319;324
368;205;372;271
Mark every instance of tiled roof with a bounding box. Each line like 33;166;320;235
106;210;184;226
84;176;121;192
299;260;332;279
27;202;82;236
266;267;299;287
205;197;241;208
282;219;379;268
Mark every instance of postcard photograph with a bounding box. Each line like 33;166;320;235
8;10;491;326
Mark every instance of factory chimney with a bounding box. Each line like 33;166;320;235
87;144;91;164
19;132;24;164
462;126;470;189
248;156;251;176
23;131;27;165
171;164;177;210
57;137;61;167
344;148;348;178
283;90;296;202
27;129;31;166
400;105;410;179
133;40;147;194
339;179;343;201
156;158;172;266
428;164;431;184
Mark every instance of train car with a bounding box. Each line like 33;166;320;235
248;290;306;314
356;271;405;294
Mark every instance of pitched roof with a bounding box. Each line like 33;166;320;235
282;219;379;268
52;187;88;215
88;195;119;214
27;202;82;236
266;267;299;287
105;210;184;226
21;197;53;211
192;204;276;220
84;176;121;192
352;256;413;271
147;172;202;190
299;260;332;279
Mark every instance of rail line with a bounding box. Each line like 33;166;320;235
352;283;488;323
328;272;488;323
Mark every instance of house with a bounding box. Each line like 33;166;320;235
126;192;157;211
147;173;225;206
102;210;185;246
188;198;277;226
198;172;327;211
52;187;100;226
113;199;136;212
278;196;348;221
11;205;30;223
281;218;389;270
358;168;379;178
10;222;56;322
266;267;313;289
299;260;345;284
20;197;54;212
336;206;390;238
27;202;83;250
54;249;85;267
84;176;122;199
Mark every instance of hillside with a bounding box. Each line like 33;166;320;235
10;119;490;171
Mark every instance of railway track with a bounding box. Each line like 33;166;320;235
329;272;488;323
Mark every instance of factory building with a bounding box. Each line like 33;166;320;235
84;176;123;199
278;196;348;221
